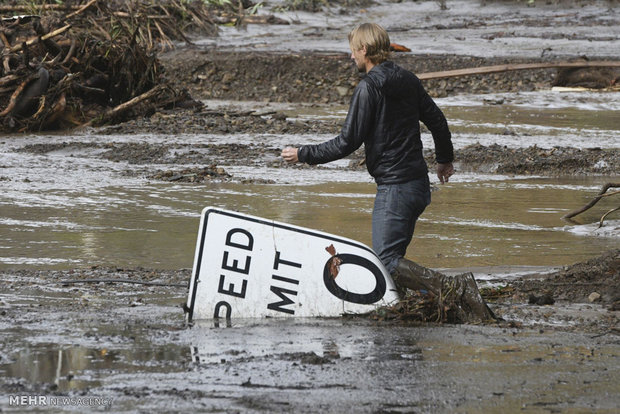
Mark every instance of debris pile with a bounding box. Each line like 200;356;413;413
149;165;232;182
0;0;217;132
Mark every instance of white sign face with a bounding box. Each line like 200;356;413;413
187;207;400;320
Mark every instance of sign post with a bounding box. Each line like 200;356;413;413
186;207;400;321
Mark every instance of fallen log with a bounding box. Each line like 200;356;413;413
0;5;80;13
210;13;289;25
417;61;620;80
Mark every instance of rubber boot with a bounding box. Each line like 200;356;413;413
392;258;496;322
446;271;497;322
392;258;443;295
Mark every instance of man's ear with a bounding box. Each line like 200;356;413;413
361;45;368;56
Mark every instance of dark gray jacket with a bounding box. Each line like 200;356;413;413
298;61;453;184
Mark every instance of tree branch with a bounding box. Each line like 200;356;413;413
7;24;72;53
563;182;620;219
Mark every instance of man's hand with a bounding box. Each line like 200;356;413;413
281;147;299;163
437;162;454;184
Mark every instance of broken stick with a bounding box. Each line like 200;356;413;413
8;24;72;54
84;84;166;127
64;0;98;20
0;77;30;116
563;182;620;219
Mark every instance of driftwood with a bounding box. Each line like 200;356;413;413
0;0;220;131
418;61;620;80
84;84;167;127
64;0;98;20
0;0;286;131
0;77;30;116
599;206;620;228
210;13;290;26
563;182;620;227
0;5;82;12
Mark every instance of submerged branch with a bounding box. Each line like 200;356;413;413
599;206;620;228
563;183;620;219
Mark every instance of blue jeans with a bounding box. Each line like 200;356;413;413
372;175;431;274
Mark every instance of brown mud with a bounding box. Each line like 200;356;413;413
83;49;618;178
161;50;595;103
0;249;617;333
1;2;619;412
11;133;619;180
508;248;619;308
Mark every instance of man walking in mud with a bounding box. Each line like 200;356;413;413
281;23;493;321
281;23;454;275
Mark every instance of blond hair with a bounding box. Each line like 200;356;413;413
348;23;391;64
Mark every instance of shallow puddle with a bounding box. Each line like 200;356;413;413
1;313;618;412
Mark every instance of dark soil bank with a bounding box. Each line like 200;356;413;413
0;249;617;332
508;248;620;308
161;49;572;104
83;49;618;179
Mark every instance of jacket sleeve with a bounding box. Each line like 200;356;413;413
417;82;454;164
299;81;375;165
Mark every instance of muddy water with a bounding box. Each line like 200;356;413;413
1;89;618;412
1;91;618;271
4;176;618;271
